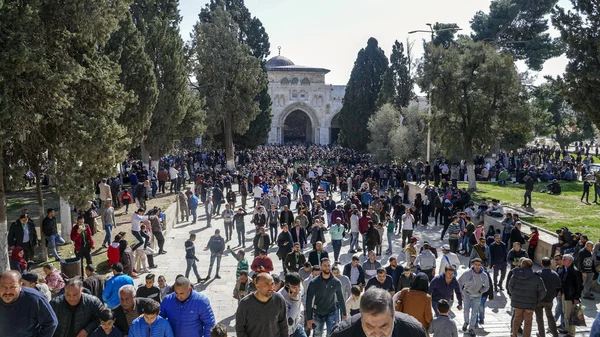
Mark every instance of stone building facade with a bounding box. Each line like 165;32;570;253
266;55;345;145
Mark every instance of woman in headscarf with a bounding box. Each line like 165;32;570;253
10;246;28;273
394;272;433;334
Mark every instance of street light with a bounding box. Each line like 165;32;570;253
409;24;461;164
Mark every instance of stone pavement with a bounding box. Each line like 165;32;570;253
133;184;598;336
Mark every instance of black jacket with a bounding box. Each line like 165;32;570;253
489;241;508;265
510;227;526;245
50;293;104;337
343;263;366;286
284;251;307;273
41;216;58;237
252;233;270;254
290;226;307;248
508;267;546;310
536;268;561;302
113;298;154;334
331;312;426;337
307;250;329;267
279;210;295;226
8;219;38;247
558;264;583;302
276;231;294;260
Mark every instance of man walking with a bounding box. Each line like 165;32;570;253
458;258;489;336
42;208;66;261
508;258;547;337
205;229;225;280
236;273;288;337
489;234;508;291
185;233;202;284
8;213;38;261
222;203;235;242
577;241;595;300
305;258;347;337
522;173;534;207
535;257;561;337
559;254;583;337
101;199;116;248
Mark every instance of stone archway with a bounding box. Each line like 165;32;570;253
330;112;342;144
284;110;313;143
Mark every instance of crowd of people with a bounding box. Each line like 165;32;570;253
3;143;600;337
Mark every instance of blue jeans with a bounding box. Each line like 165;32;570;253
185;258;200;279
349;232;359;251
463;295;481;330
332;240;342;262
387;232;393;253
46;234;66;259
190;207;197;223
432;300;440;317
554;295;564;328
207;253;221;277
236;225;246;246
313;310;338;337
340;191;347;202
103;224;113;246
291;325;307;337
478;296;487;323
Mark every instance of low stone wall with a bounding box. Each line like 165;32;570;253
406;182;599;292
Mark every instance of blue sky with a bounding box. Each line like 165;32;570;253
179;0;571;86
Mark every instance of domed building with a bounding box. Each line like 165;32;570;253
266;53;345;144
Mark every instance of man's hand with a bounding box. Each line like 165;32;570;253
307;320;315;329
91;246;95;250
217;253;221;257
76;330;88;337
457;305;463;310
574;299;580;305
196;258;200;262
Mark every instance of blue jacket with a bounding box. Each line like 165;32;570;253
0;287;57;337
129;316;174;337
428;273;463;306
102;274;134;309
188;195;199;209
160;290;216;337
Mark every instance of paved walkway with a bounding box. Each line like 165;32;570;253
133;184;598;336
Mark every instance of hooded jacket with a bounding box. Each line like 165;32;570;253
395;273;433;331
508;267;547;310
458;268;489;297
128;315;174;337
160;290;216;337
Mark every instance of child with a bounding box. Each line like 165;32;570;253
128;300;174;337
210;323;228;337
134;229;150;274
90;309;122;337
429;299;458;337
345;285;362;316
120;190;133;214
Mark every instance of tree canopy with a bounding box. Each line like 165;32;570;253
339;37;388;152
418;38;531;189
552;0;600;130
470;0;562;71
377;40;414;110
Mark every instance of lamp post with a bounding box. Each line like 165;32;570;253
408;24;461;163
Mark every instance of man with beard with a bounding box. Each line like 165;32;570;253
330;288;427;337
285;242;307;274
0;271;57;337
278;272;305;337
236;273;288;337
305;258;348;337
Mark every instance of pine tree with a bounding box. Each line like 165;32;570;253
192;7;267;168
339;37;388;151
470;0;562;71
131;0;204;160
199;0;272;149
552;0;600;129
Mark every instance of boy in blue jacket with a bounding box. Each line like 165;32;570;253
129;300;174;337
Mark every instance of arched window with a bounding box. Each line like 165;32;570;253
280;78;290;85
301;78;310;86
291;78;299;85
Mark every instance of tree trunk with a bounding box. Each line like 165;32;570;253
0;152;10;272
59;197;72;244
467;162;477;191
140;140;150;171
223;117;235;170
34;165;49;260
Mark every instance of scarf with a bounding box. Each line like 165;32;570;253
11;246;27;271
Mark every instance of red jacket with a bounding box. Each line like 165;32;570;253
358;216;371;234
70;224;94;252
529;232;539;247
251;256;274;273
107;242;121;267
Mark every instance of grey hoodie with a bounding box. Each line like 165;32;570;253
458;268;489;297
278;286;303;335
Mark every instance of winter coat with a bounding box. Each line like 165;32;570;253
160;291;216;337
508;267;547;310
128;316;174;337
51;293;105;337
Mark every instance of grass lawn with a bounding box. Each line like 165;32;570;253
458;181;600;239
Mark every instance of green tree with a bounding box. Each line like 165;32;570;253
339;37;388;151
470;0;562;71
432;23;461;47
552;0;600;129
533;80;595;150
418;38;529;190
367;104;400;163
192;8;267;168
390;105;427;163
131;0;204;161
199;0;272;149
107;12;158;149
377;41;414;109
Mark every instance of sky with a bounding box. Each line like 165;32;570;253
179;0;572;87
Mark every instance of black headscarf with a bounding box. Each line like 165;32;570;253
410;272;429;292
